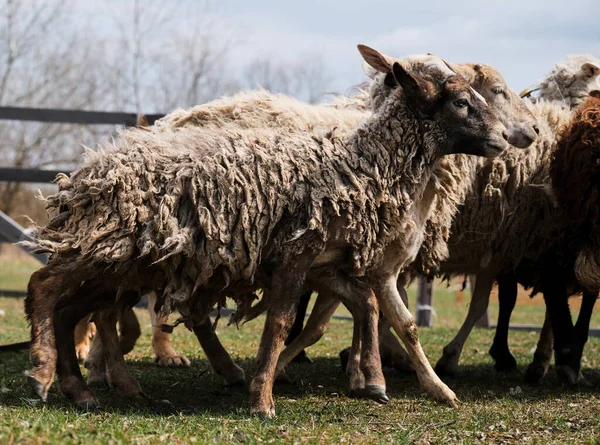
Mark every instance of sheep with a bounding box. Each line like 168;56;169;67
24;45;509;416
78;88;370;386
70;86;373;373
83;52;538;393
520;55;600;109
431;57;600;377
279;60;540;375
522;91;600;384
287;57;598;382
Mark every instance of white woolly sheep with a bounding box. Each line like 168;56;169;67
521;55;600;108
24;45;509;417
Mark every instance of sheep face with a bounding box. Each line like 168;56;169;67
391;65;509;158
461;64;539;148
524;56;600;109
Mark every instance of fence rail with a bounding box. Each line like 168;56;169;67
0;106;164;127
0;167;65;184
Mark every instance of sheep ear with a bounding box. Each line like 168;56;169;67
358;44;392;74
392;62;432;105
582;62;600;79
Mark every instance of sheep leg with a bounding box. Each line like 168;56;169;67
571;290;598;385
94;304;143;398
524;310;553;384
376;275;458;406
378;316;413;372
353;289;386;402
83;296;141;385
346;310;365;395
435;270;496;376
74;318;95;361
284;290;313;364
249;254;314;418
54;283;117;409
341;316;413;374
149;291;190;367
276;292;340;375
24;267;60;402
309;273;387;402
84;330;108;386
489;272;518;371
541;278;580;385
192;317;245;386
118;307;141;356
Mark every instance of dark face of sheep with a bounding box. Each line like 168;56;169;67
393;66;509;158
359;45;536;150
453;63;539;148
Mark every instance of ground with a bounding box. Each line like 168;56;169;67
1;253;600;444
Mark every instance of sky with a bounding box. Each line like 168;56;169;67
217;0;600;93
76;0;600;99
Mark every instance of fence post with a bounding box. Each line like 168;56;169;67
416;276;434;327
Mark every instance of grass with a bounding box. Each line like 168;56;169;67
1;258;600;443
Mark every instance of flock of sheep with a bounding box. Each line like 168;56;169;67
18;44;600;418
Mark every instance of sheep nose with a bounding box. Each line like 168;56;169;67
502;130;509;142
533;125;540;135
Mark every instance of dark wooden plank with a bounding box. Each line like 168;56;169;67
0;107;166;126
0;167;65;183
0;106;136;125
0;289;27;298
0;341;30;353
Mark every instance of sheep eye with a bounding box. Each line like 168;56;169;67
453;99;469;108
492;86;505;95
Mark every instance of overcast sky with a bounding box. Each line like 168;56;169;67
219;0;600;93
79;0;600;98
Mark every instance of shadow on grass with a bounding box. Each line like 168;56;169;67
2;351;600;417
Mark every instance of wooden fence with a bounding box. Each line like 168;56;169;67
0;106;165;290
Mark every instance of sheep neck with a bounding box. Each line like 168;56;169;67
346;95;439;209
329;96;442;275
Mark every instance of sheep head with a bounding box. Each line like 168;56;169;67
358;44;509;158
460;63;539;148
523;56;600;109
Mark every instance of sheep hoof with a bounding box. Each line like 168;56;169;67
576;371;593;387
222;365;247;387
76;343;91;362
25;371;50;402
290;350;313;364
434;358;458;377
156;354;191;367
75;398;101;412
339;347;350;373
364;384;390;404
422;381;459;407
493;356;517;372
250;403;276;419
555;365;579;386
489;345;517;372
524;361;547;385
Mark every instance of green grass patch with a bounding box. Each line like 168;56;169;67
1;263;600;443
